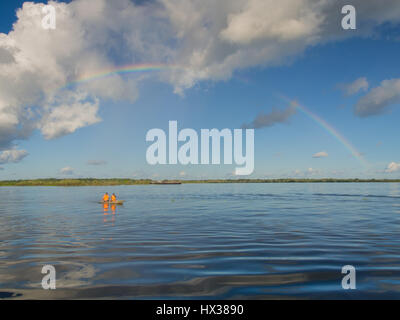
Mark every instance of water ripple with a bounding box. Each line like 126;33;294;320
1;183;400;299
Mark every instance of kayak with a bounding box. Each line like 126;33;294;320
99;200;125;205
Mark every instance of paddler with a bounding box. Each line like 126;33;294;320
111;193;117;202
102;192;110;202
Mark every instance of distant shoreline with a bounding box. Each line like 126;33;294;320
0;178;399;186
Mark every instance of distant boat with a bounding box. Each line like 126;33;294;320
151;180;182;185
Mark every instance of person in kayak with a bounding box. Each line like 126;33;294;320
111;193;117;202
102;192;110;202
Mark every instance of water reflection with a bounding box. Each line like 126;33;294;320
102;203;116;240
102;203;117;224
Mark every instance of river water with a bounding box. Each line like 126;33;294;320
1;183;400;299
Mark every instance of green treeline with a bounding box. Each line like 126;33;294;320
0;178;153;186
0;178;399;186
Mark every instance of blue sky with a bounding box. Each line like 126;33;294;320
0;0;400;179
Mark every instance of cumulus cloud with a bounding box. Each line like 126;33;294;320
0;0;140;149
340;77;369;95
313;151;328;158
355;78;400;117
385;162;400;173
39;92;101;139
0;148;28;164
1;0;400;150
162;0;400;93
220;0;324;44
87;160;107;166
60;166;74;175
242;104;296;129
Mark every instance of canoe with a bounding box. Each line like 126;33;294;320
99;200;125;205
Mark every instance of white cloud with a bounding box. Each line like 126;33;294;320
0;148;28;164
60;166;74;175
1;0;400;149
0;0;139;148
355;78;400;117
385;162;400;173
312;151;328;158
220;0;323;44
39;92;101;139
341;77;369;95
162;0;400;93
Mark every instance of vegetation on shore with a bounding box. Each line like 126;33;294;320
0;178;153;186
0;178;399;186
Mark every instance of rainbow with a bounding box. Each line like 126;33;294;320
60;65;367;167
280;96;368;167
62;63;179;88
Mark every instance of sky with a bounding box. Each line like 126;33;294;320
0;0;399;180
